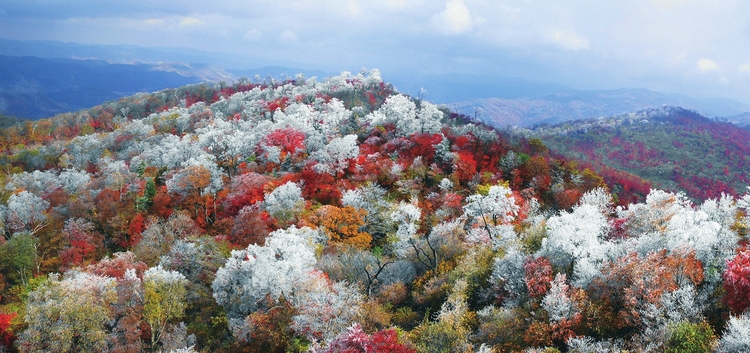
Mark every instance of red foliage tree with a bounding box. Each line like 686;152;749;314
0;312;16;350
260;128;306;161
59;218;104;270
525;256;554;299
300;169;341;205
554;189;583;210
224;172;270;215
230;203;272;247
151;186;173;219
453;151;478;184
321;323;416;353
126;213;147;248
723;250;750;313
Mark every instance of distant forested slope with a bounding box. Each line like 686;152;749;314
0;55;203;119
520;107;750;200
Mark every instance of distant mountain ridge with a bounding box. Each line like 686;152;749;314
0;53;333;120
3;38;750;126
0;54;205;119
447;88;750;128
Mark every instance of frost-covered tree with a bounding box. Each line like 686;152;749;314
716;313;750;353
664;198;737;289
290;271;364;343
391;202;422;245
166;155;225;197
542;273;577;323
342;183;393;239
133;212;201;266
4;168;90;196
99;157;137;197
464;184;520;240
196;117;254;177
577;187;613;214
312;134;359;177
264;181;304;223
540;202;613;287
65;134;104;169
367;94;442;136
490;248;528;307
212;226;319;337
5;190;49;235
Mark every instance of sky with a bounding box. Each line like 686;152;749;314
2;0;750;103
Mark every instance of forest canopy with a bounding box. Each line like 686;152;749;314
0;70;748;353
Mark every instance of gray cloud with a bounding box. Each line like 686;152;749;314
1;0;750;102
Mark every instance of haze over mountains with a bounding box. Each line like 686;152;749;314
2;38;750;127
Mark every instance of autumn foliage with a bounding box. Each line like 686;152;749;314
0;71;747;353
723;250;750;313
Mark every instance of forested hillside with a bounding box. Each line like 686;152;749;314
0;72;748;353
520;107;750;201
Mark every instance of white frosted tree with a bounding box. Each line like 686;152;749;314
490;248;527;307
542;273;577;323
577;187;614;214
391;202;422;244
540;203;613;287
367;94;442;136
196;117;254;177
463;184;520;239
264;181;304;223
664;199;738;290
717;313;750;353
5;190;50;235
211;226;319;337
312;134;359;177
290;271;364;343
342;183;393;238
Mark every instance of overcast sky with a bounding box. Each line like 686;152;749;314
2;0;750;103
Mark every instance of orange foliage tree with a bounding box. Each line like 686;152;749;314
311;205;372;249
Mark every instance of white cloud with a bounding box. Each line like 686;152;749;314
430;0;473;35
243;28;263;42
549;30;590;50
144;18;164;25
278;30;298;43
179;17;204;26
739;64;750;73
696;58;719;72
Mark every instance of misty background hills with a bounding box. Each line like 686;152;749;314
2;38;750;127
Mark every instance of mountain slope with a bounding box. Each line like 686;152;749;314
520;106;750;200
0;73;746;353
